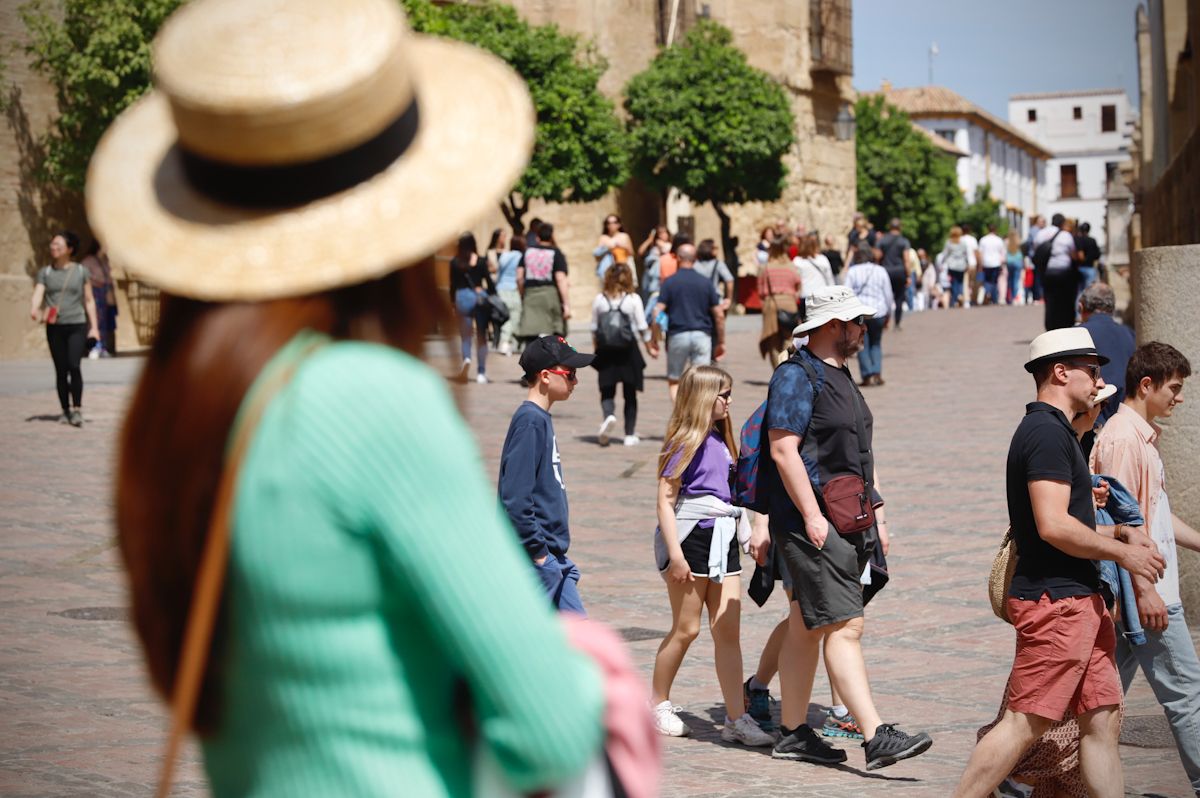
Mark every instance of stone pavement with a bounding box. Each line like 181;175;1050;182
1;305;1196;797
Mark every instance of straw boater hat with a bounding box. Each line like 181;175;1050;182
1023;328;1110;373
792;286;876;335
85;0;534;301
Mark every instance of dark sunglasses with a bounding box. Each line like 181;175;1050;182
1064;360;1102;380
717;390;732;402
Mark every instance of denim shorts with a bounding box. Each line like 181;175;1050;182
666;330;712;380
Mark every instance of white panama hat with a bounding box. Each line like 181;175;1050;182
1023;328;1110;373
86;0;535;301
792;286;877;335
1092;383;1118;406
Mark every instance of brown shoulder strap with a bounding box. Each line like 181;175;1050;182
155;338;323;798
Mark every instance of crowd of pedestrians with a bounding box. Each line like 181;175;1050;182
28;0;1198;789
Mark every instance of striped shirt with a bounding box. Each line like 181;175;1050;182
758;261;802;297
845;262;895;318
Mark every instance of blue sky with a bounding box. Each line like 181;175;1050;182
853;0;1142;119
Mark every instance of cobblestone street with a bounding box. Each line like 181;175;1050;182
1;305;1195;797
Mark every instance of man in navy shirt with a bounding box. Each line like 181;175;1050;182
498;335;594;614
1078;282;1135;424
648;243;725;400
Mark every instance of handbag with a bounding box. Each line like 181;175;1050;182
988;527;1017;624
763;266;799;331
43;264;82;325
154;337;324;798
818;382;876;536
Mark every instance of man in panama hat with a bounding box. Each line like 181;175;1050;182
954;328;1167;797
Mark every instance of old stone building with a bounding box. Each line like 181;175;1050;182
0;0;856;357
506;0;857;321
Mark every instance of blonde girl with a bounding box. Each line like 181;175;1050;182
649;366;774;747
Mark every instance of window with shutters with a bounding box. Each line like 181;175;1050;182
1060;164;1078;199
1101;105;1117;132
809;0;852;75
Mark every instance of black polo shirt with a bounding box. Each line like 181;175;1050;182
1006;401;1100;600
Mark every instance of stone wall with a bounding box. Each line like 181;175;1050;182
1133;245;1200;613
0;2;89;360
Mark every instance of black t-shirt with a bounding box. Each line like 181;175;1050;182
1076;235;1101;269
823;249;845;276
765;350;875;534
448;256;490;299
657;268;720;335
1007;402;1100;600
521;244;568;288
879;233;910;272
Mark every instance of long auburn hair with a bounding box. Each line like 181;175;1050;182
116;261;451;733
659;366;737;480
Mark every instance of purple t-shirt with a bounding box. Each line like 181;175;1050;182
663;431;733;504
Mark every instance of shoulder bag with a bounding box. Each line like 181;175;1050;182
818;380;877;536
988;527;1017;624
763;267;799;332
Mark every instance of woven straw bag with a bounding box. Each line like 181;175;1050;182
988;527;1018;624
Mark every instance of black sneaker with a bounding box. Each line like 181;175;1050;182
863;723;932;770
771;724;847;764
743;678;772;725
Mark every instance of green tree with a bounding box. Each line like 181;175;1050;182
623;19;795;267
19;0;184;193
401;0;628;234
855;95;962;251
958;183;1009;238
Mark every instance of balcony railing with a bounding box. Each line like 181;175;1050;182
810;0;852;76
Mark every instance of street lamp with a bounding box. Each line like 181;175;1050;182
834;103;855;141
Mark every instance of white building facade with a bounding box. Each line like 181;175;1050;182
1007;89;1134;249
877;86;1053;238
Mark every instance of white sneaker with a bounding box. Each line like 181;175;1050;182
721;713;775;747
87;347;100;360
623;434;640;446
498;342;513;356
475;373;490;384
651;700;689;737
597;415;617;446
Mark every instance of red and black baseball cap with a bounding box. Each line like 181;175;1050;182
519;335;595;380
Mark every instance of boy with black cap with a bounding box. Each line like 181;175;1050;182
498;335;595;614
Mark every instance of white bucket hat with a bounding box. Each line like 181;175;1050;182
1023;328;1110;373
86;0;534;301
792;286;877;335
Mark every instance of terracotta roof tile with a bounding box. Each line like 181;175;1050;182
866;86;1053;160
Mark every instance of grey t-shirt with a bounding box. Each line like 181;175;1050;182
38;263;88;325
694;258;734;287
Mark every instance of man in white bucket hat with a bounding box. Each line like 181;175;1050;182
762;286;934;770
954;328;1167;797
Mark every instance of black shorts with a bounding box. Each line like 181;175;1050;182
777;520;874;629
675;525;741;578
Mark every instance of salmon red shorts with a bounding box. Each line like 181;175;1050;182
1005;593;1122;721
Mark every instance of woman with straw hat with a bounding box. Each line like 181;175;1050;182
95;0;614;795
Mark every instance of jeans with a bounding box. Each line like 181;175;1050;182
1007;266;1023;304
666;329;712;380
981;267;1002;304
1076;266;1098;307
1116;603;1200;793
496;288;522;350
948;270;967;307
455;287;488;374
856;316;885;378
534;553;585;616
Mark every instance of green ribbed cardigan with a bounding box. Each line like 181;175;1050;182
200;334;604;796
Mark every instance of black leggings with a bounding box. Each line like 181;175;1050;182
600;382;639;436
46;323;87;412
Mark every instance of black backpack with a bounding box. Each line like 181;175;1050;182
595;295;636;351
1031;230;1061;274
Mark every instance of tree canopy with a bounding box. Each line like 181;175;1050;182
855;95;962;251
958;184;1009;238
401;0;628;232
19;0;184;193
624;20;795;208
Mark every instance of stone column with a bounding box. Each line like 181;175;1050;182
1133;244;1200;612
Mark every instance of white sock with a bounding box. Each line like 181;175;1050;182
748;676;769;692
831;704;848;718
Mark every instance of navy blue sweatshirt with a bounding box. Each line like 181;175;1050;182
498;401;570;559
